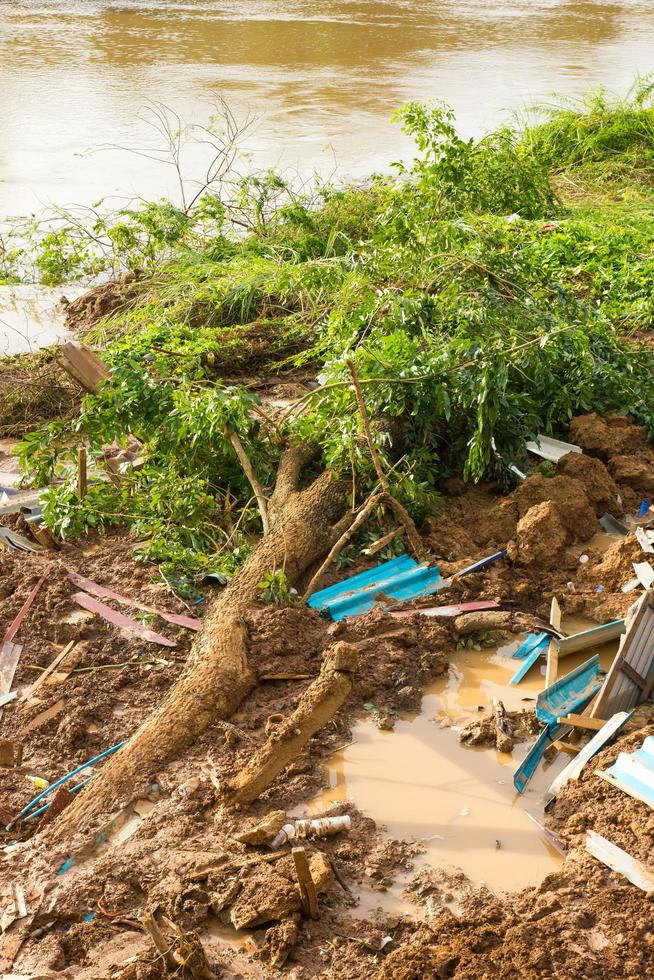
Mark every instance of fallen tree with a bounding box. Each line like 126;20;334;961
53;445;350;837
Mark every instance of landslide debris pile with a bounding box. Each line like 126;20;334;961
2;87;654;979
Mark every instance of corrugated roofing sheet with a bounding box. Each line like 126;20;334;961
536;654;603;726
307;554;442;621
595;734;654;810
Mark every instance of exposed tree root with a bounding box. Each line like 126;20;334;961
51;446;349;840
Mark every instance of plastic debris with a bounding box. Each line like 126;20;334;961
633;561;654;590
525;435;581;463
586;830;654;896
595;734;654;810
543;710;633;807
638;501;651;518
557;619;625;657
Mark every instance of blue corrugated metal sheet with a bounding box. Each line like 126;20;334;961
536;654;603;726
307;554;442;621
513;722;568;794
512;632;550;660
509;644;546;686
596;735;654;810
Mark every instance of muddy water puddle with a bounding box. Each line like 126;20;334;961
299;623;619;910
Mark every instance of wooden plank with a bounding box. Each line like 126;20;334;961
0;642;22;723
67;572;201;630
19;642;75;704
557;713;605;731
292;847;319;920
58;341;111;394
77;446;87;501
22;698;66;733
2;571;48;645
552;739;580;756
545;597;561;689
620;662;648;690
72;592;177;647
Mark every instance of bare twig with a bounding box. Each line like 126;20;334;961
303;493;382;600
346;360;425;561
225;426;270;534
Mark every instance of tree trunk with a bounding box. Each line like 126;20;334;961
52;448;349;839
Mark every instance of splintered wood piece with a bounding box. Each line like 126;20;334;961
0;739;23;767
22;698;66;733
141;911;176;969
77;446;88;501
19;643;76;704
557;713;605;731
292;847;319;920
0;642;23;723
552;739;581;756
58;341;111;393
72;592;177;647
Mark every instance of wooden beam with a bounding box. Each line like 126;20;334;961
557;713;605;732
58;341;111;394
552;739;580;756
77;446;88;502
292;847;319;920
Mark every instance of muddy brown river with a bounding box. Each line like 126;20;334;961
1;0;654;217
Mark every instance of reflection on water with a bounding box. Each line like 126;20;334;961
1;1;653;214
299;626;618;905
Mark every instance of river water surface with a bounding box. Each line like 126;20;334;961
2;0;654;216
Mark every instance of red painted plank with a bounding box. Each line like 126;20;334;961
72;592;177;647
68;571;200;630
2;571;48;645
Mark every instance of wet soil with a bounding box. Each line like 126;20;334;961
0;413;653;978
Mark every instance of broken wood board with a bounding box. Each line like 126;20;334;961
292;847;319;920
72;592;177;647
391;600;501;619
2;572;48;645
0;643;22;722
544;710;633;807
58;341;111;393
67;571;201;630
591;591;654;719
0;739;23;768
586;830;654;897
557;713;606;731
18;642;76;704
22;699;66;734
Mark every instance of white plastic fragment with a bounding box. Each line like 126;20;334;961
586;830;654;897
578;554;589;565
622;577;640;593
526;435;582;463
270;815;351;849
636;526;654;554
633;562;654;590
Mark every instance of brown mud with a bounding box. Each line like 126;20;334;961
0;414;653;978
